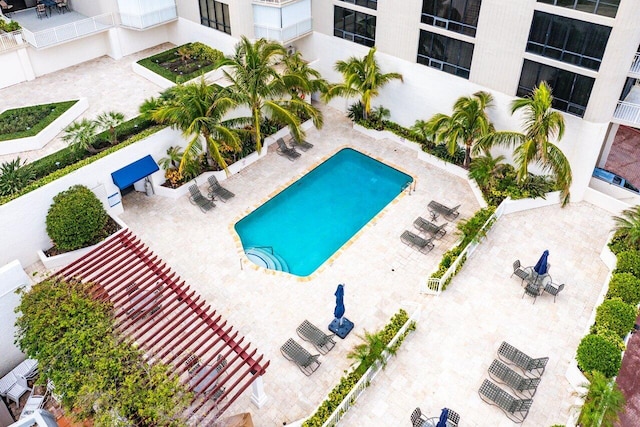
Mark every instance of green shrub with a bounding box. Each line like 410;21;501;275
137;43;223;83
593;298;637;338
0;101;77;142
609;231;638;255
0;20;20;32
615;250;640;278
0;157;35;196
576;334;622;378
606;272;640;306
595;328;626;352
45;185;109;252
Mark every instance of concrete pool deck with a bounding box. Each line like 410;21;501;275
6;52;614;426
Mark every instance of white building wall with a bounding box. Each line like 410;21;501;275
0;48;34;89
114;25;173;57
375;0;421;63
26;33;111;77
167;18;239;55
0;260;31;377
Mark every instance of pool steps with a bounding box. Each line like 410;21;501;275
245;247;290;273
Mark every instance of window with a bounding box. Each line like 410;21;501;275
527;11;611;71
417;30;474;79
340;0;377;10
199;0;231;35
334;6;376;47
518;59;595;117
421;0;482;37
537;0;619;18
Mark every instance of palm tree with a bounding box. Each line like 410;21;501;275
62;119;100;154
476;81;572;205
215;36;324;154
95;111;125;145
323;47;403;120
140;78;241;175
468;152;507;190
578;370;625;427
613;205;640;248
421;91;494;168
283;51;329;100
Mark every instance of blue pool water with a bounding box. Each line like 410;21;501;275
234;148;413;276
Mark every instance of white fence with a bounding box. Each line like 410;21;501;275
317;305;420;427
421;201;507;295
252;0;299;4
119;6;177;30
254;18;312;43
0;30;23;52
21;13;114;48
612;101;640;127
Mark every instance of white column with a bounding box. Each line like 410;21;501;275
598;123;619;168
250;376;268;408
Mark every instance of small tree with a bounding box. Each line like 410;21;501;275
0;157;35;196
46;185;108;252
95;111;125;145
578;371;625;427
62;118;100;153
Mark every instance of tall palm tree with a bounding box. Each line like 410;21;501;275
613;205;640;248
140;78;241;175
283;51;329;99
476;81;572;205
215;36;324;154
420;91;494;168
323;47;403;120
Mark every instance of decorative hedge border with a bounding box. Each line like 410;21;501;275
136;43;220;83
0;100;78;142
302;309;416;427
0;125;164;206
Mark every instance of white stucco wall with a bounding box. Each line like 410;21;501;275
167;18;239;55
0;47;34;89
0;260;31;377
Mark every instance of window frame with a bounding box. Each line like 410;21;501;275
537;0;619;18
334;5;377;47
339;0;378;11
417;29;474;79
199;0;231;35
421;0;483;37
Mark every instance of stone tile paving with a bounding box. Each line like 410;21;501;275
0;43;173;164
117;106;613;426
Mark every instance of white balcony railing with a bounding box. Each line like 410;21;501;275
254;18;312;43
0;30;24;53
630;53;640;76
252;0;299;5
21;13;114;49
613;101;640;127
119;6;177;30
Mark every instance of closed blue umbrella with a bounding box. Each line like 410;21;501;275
534;250;549;275
436;408;449;427
334;284;345;325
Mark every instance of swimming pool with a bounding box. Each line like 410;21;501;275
234;148;413;276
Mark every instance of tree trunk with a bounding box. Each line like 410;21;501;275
463;144;472;169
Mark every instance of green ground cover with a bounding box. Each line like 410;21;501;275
0;100;78;142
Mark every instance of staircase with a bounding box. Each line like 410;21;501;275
245;247;290;273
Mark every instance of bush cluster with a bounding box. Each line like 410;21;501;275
592;298;637;338
576;334;622;378
615;250;640;277
45;185;109;252
606;272;640;306
0;19;20;32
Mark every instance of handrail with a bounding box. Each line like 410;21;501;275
630;52;640;75
20;13;114;48
613;101;640;127
0;29;23;52
252;0;299;5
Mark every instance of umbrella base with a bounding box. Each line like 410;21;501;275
328;318;354;339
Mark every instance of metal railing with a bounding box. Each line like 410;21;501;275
613;101;640;127
319;305;420;427
21;13;114;49
254;18;312;43
422;201;506;295
630;52;640;76
252;0;299;5
118;6;177;30
0;30;24;52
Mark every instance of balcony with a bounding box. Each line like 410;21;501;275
630;52;640;78
252;0;300;5
117;0;177;30
254;18;312;44
0;30;24;53
613;83;640;128
11;9;114;49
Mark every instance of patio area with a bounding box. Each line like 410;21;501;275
4;50;614;425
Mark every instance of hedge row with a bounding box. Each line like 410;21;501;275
302;309;416;427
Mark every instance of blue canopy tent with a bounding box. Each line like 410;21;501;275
111;155;159;190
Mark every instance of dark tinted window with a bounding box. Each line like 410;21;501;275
527;11;611;71
417;30;474;79
340;0;378;10
537;0;619;18
517;59;595;117
199;0;231;35
421;0;482;37
334;6;376;47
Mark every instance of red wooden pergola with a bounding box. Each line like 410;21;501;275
55;230;269;423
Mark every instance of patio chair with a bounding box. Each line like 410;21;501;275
36;3;48;19
19;389;47;419
6;374;31;407
488;359;541;398
276;138;301;161
413;216;447;239
478;379;533;423
522;282;542;304
446;409;460;426
410;407;428;427
296;320;336;354
427;200;460;221
0;0;13;16
497;341;549;377
207;175;235;202
400;230;434;254
56;0;70;13
289;135;314;152
510;260;529;284
280;338;321;376
188;184;216;213
544;282;565;303
0;371;17;397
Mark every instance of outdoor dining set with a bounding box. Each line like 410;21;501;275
511;250;565;304
36;0;70;19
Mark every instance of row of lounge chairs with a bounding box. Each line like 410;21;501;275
188;175;235;213
401;201;457;254
276;137;313;161
280;320;336;376
478;342;549;423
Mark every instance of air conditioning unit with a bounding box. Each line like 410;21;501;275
286;45;297;56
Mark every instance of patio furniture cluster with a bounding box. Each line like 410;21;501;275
410;406;460;427
281;320;334;375
188;178;235;213
478;342;548;423
36;0;69;18
186;354;228;401
511;259;565;304
0;359;38;408
401;203;458;254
